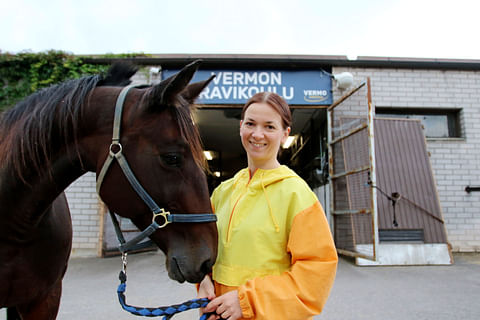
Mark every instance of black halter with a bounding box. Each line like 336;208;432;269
96;84;217;253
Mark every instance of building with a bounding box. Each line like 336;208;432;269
65;54;480;263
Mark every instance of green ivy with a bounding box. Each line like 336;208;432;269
0;50;147;112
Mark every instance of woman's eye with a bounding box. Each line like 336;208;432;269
161;153;182;167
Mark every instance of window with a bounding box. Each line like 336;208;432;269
375;108;461;138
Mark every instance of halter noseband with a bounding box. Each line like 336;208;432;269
96;84;217;253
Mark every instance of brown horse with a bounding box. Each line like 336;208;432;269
0;61;218;319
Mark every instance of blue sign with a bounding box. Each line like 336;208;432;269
162;69;332;105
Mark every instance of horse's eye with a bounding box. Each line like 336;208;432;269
161;153;182;167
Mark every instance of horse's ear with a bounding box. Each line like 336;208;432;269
150;60;203;107
181;75;215;104
100;62;138;86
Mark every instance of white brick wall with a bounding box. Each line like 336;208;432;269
333;67;480;252
65;172;104;257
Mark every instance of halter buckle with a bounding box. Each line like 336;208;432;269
152;208;171;228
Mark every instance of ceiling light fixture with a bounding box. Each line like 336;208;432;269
203;151;213;160
282;136;296;149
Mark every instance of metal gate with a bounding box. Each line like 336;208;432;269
327;78;378;261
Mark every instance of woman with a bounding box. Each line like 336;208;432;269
199;92;337;320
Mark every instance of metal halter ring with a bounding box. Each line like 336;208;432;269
109;142;123;156
152;208;171;228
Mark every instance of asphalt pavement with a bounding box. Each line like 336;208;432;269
2;252;479;319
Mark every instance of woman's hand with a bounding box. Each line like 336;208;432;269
198;275;217;319
204;290;242;320
198;274;216;300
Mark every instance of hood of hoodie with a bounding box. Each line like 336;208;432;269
233;165;298;190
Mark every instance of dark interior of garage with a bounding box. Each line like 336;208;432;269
194;106;329;192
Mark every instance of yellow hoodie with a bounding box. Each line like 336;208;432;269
211;165;337;319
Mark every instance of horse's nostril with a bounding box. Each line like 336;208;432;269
200;258;214;275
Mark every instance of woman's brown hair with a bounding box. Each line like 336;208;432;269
241;92;292;129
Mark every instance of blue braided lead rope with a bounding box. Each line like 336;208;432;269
117;271;212;320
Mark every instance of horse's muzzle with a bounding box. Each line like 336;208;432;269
167;254;214;284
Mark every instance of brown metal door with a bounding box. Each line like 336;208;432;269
327;79;378;261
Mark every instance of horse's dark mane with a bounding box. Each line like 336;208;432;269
0;62;206;180
0;63;137;180
169;97;207;171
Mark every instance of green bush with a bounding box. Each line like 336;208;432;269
0;50;115;111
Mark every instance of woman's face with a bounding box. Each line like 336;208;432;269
240;102;290;170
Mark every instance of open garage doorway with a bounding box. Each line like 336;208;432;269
193;105;329;193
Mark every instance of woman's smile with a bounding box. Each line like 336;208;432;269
249;140;267;148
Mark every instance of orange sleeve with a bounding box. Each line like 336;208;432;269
237;202;338;319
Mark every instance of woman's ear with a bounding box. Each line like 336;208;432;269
281;127;291;144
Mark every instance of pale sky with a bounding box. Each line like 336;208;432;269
1;0;479;60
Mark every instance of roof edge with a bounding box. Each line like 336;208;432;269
80;54;480;70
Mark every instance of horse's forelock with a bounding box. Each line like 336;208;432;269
172;98;207;172
142;86;207;172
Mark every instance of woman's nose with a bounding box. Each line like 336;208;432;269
251;127;264;138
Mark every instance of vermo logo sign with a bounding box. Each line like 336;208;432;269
163;69;332;105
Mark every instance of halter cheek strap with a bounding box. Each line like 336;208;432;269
96;85;216;254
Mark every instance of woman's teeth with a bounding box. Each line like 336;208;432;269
251;142;265;147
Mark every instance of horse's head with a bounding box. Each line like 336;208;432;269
92;61;217;283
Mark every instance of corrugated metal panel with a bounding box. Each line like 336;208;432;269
374;118;447;243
